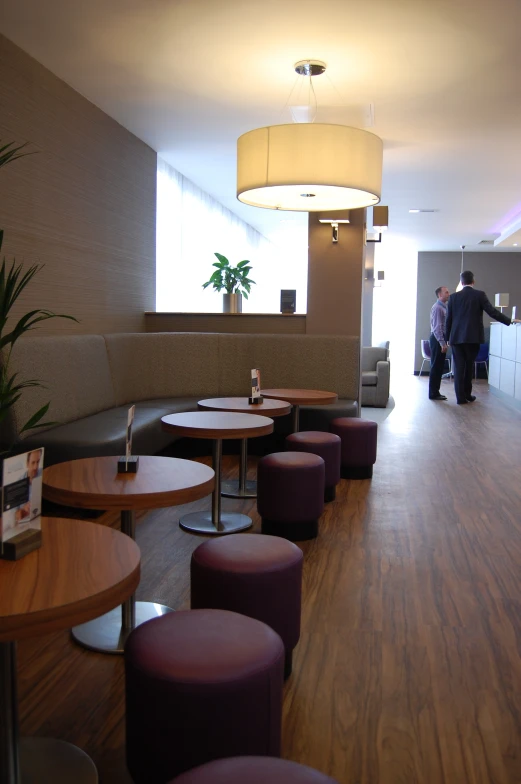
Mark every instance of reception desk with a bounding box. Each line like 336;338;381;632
489;323;521;402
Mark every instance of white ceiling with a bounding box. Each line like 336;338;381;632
2;0;521;252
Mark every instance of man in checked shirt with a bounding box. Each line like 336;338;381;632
429;285;450;400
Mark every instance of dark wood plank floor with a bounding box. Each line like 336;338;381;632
16;376;521;783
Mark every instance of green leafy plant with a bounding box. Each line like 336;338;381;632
202;253;255;299
0;141;78;449
0;232;78;444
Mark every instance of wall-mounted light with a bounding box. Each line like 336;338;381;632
366;205;388;242
318;210;350;243
495;293;509;312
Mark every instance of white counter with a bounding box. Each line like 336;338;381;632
489;323;521;400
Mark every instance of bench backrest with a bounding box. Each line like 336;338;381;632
4;335;116;441
5;331;360;442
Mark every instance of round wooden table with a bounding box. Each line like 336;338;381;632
197;397;291;498
261;388;338;432
42;456;214;654
161;411;274;534
0;517;140;784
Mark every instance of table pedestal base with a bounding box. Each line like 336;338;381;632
71;601;173;654
221;479;257;498
19;737;98;783
179;511;252;535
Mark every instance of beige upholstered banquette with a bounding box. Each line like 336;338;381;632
3;332;360;465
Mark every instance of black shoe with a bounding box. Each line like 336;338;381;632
429;394;447;400
457;400;468;405
466;395;476;402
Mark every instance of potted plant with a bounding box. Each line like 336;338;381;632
202;253;255;313
0;141;78;453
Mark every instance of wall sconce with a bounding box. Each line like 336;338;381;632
374;270;385;287
367;205;388;243
318;210;350;243
495;293;509;312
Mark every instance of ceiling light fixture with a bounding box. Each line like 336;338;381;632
236;60;383;212
409;209;438;213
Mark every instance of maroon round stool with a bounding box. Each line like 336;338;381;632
286;431;341;502
125;609;284;783
168;756;340;783
257;451;325;541
330;418;378;479
191;534;303;679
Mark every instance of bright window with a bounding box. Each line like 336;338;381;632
156;158;308;313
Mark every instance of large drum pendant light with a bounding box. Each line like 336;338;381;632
236;61;383;212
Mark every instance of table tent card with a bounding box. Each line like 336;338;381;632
249;369;263;404
0;448;44;559
118;404;139;473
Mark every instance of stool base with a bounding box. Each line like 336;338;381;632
341;465;373;479
324;485;336;502
20;737;98;783
261;518;318;542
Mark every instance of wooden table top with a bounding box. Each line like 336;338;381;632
43;455;215;511
198;397;291;418
0;517;140;642
161;411;274;440
261;388;339;406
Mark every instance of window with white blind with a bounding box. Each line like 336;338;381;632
156;158;308;313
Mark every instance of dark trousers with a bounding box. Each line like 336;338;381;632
429;334;446;398
451;343;479;402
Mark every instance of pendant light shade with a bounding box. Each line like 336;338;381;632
237;123;383;211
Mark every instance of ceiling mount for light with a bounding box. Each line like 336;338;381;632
236;60;383;212
294;59;327;77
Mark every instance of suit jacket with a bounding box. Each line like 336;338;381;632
446;286;511;345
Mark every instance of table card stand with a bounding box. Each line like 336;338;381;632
0;449;44;561
248;368;263;405
118;405;139;473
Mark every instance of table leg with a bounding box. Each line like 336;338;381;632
0;642;19;783
179;439;253;534
221;439;257;498
0;642;98;784
71;510;172;655
292;404;300;433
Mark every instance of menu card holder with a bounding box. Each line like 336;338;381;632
118;405;139;473
0;448;44;560
249;368;263;405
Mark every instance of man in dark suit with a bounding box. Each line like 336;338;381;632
446;270;520;404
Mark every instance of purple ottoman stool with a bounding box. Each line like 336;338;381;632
286;431;341;502
257;451;325;541
191;534;303;679
125;609;284;783
168;756;339;783
330;418;378;479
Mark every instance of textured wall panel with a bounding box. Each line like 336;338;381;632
0;34;156;335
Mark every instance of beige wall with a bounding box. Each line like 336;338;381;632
0;34;157;336
306;209;366;336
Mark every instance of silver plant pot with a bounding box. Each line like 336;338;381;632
223;292;242;313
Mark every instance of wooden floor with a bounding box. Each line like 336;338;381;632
17;376;521;783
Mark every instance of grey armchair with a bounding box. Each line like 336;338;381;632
361;347;390;407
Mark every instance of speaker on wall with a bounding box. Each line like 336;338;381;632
280;290;296;314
